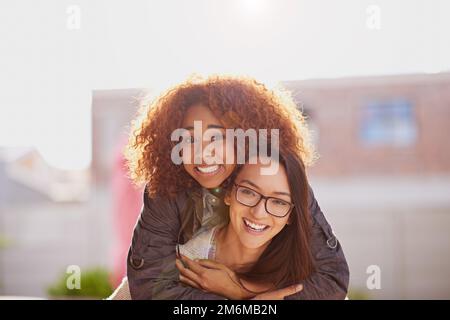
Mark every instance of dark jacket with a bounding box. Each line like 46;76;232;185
127;186;349;299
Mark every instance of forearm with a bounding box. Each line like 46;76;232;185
127;189;226;300
128;249;225;300
286;258;348;300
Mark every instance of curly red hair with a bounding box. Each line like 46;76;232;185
125;75;315;198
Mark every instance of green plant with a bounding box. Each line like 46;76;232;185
47;267;114;299
347;288;372;300
0;234;11;249
0;234;11;289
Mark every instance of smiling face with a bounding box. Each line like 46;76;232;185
225;158;292;250
181;104;236;189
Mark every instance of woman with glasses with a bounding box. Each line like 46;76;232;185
175;151;315;299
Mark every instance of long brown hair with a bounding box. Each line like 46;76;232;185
228;151;315;289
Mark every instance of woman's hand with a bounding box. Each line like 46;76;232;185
175;255;254;300
251;284;303;300
175;255;304;300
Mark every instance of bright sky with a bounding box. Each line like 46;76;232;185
0;0;449;169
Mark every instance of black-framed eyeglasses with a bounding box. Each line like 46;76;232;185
233;183;294;218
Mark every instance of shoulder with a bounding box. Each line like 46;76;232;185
143;185;196;211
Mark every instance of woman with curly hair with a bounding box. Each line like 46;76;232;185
121;75;349;300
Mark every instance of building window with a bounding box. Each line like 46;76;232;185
360;99;417;147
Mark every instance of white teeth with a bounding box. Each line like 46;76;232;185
244;218;268;231
196;165;219;173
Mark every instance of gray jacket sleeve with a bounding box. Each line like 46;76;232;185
286;186;350;300
126;189;225;300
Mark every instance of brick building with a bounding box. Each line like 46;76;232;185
284;73;450;299
284;73;450;177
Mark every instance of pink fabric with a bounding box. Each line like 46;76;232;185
111;137;143;286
